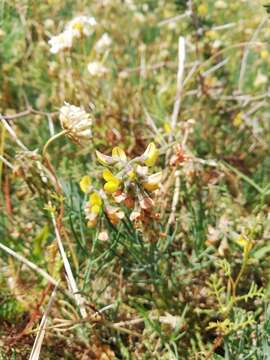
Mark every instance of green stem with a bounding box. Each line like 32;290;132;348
43;130;68;157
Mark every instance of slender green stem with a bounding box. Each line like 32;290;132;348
43;129;68;157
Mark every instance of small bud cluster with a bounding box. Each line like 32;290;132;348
80;143;162;229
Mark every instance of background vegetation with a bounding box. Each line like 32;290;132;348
0;0;270;359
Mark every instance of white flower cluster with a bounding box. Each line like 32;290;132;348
49;15;96;54
87;33;112;77
59;102;93;143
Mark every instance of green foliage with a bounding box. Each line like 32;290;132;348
0;0;270;359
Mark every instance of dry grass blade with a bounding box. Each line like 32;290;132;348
29;285;58;360
170;36;186;141
50;209;87;319
238;17;268;93
0;117;28;151
0;242;58;286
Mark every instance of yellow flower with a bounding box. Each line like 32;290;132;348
235;235;252;254
84;192;102;228
142;142;159;167
198;4;208;16
91;204;101;214
143;172;162;192
89;192;102;207
80;175;92;193
103;169;121;193
260;50;269;60
233;112;243;127
163;122;171;135
112;147;127;162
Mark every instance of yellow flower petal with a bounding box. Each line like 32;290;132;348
163;122;171;134
143;172;162;191
104;180;120;193
91;204;101;214
80;175;91;193
89;192;102;207
103;168;115;182
233;112;244;127
112;146;127;161
127;170;136;180
96;150;115;165
142;142;159;167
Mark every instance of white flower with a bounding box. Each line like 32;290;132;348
48;30;73;54
66;15;97;38
95;33;112;52
59;102;92;143
87;61;108;77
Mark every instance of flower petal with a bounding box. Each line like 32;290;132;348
89;192;102;207
80;175;92;193
96;150;116;165
104;180;120;193
112;146;127;161
141;142;159;166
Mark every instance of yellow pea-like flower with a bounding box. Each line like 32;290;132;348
89;192;102;207
103;169;115;182
235;235;252;254
112;146;127;161
80;175;92;193
143;142;159;167
143;172;162;192
91;204;101;214
104;180;120;193
102;169;121;193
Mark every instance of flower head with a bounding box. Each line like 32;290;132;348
48;30;73;54
66;15;97;38
87;61;108;77
59;102;92;144
84;192;103;227
103;169;121;193
48;15;96;54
